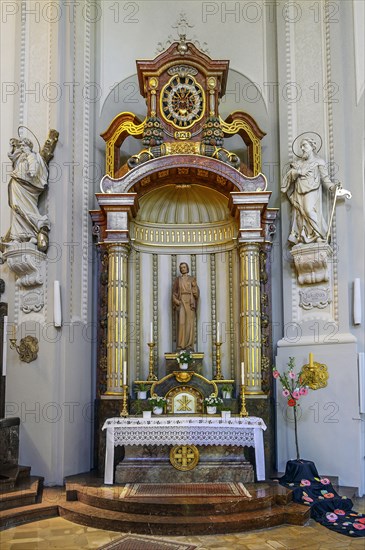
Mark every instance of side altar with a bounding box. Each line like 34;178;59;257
90;35;277;483
103;416;266;485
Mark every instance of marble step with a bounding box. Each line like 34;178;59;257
59;499;309;536
0;476;43;512
0;465;32;492
66;482;292;516
0;501;58;530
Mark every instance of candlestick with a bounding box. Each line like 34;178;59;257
150;321;153;343
147;342;158;381
217;322;220;343
213;342;223;380
309;353;314;369
120;384;129;417
241;361;245;385
239;384;248;417
123;360;127;386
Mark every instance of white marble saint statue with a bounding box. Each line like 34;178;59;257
5;138;50;245
282;139;335;245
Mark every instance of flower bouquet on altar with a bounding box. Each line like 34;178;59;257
204;393;223;414
176;350;193;370
148;395;167;415
273;357;309;460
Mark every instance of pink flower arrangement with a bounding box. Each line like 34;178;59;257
272;357;309;409
273;357;310;459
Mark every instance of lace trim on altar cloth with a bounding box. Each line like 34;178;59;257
102;416;266;448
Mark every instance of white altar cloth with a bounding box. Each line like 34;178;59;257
102;416;267;485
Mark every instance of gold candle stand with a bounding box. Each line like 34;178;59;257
120;385;129;417
239;384;248;417
214;342;224;380
147;342;158;381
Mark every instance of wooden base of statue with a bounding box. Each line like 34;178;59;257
165;352;204;375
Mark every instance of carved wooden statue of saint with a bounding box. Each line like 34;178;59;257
172;263;199;351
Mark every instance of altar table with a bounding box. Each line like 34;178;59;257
102;416;267;485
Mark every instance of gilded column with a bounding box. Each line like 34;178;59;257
90;192;139;397
239;243;262;393
105;243;129;395
229;190;272;394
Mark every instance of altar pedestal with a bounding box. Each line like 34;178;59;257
103;416;266;484
115;445;254;484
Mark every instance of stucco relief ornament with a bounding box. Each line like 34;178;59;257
156;12;210;55
282;133;351;285
1;127;58;313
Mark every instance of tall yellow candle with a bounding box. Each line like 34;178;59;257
309;353;314;369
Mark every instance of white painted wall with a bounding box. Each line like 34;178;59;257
276;0;364;492
1;0;363;490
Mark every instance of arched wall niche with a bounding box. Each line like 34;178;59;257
127;181;241;382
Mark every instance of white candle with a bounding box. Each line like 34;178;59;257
241;361;245;385
354;278;361;325
150;322;153;343
217;322;220;343
54;281;62;327
123;360;127;386
2;316;8;376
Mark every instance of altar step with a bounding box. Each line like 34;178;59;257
0;465;32;492
0;464;44;512
0;464;48;529
61;478;310;535
59;499;308;536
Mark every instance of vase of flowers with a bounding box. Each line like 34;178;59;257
221;384;233;399
176;350;193;370
204;394;223;415
135;383;149;400
148;395;167;415
273;357;309;460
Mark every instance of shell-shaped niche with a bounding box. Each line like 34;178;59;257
132;184;236;252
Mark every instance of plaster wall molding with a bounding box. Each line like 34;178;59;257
81;0;92;324
323;0;339;324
